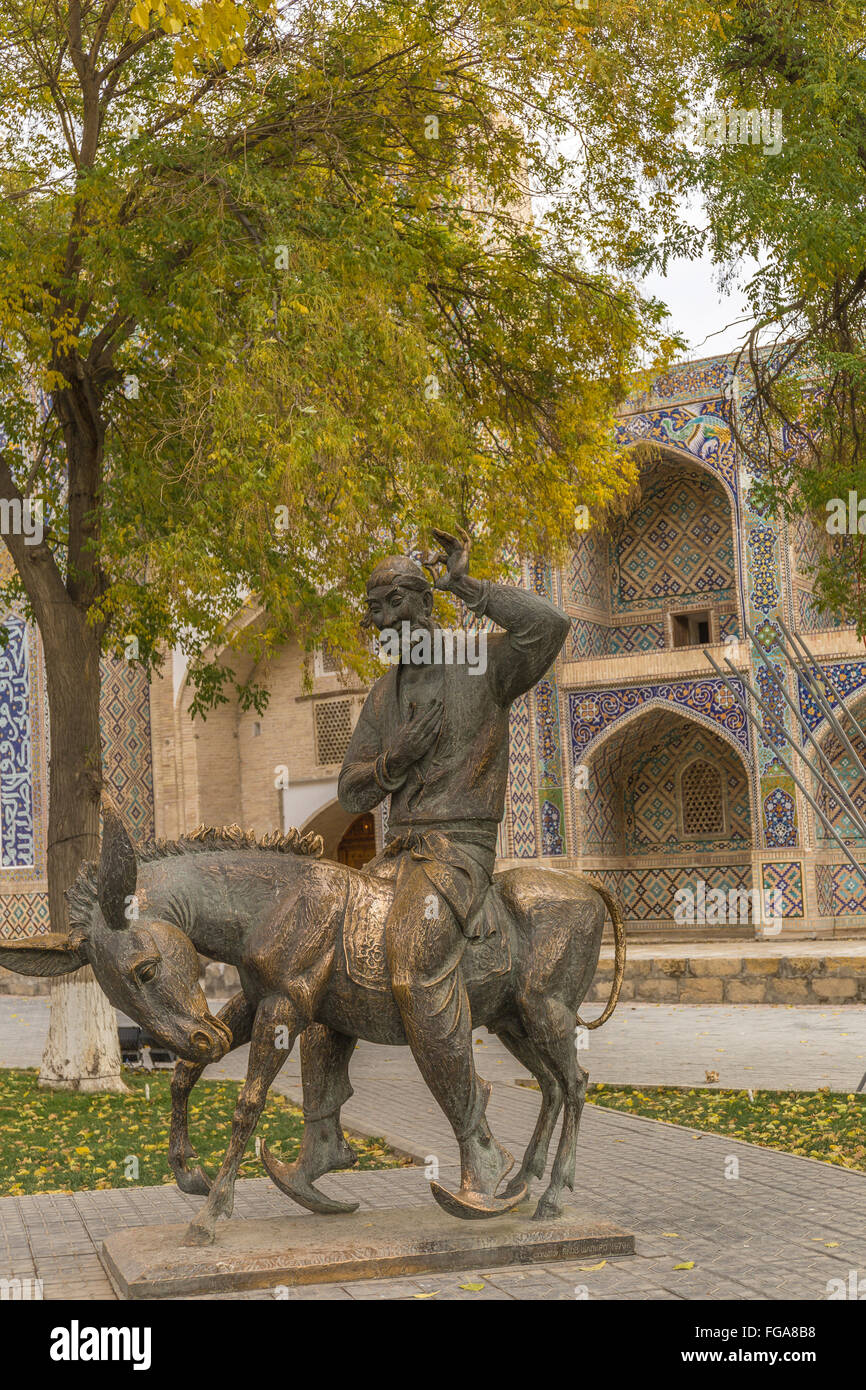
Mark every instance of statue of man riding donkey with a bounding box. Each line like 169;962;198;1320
0;528;624;1245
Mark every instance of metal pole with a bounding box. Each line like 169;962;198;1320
778;632;866;768
704;650;866;889
743;619;866;840
779;615;866;755
722;654;851;823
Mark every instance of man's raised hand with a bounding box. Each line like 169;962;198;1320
422;526;471;593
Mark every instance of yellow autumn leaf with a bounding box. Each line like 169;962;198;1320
413;1291;438;1299
673;1261;695;1270
459;1282;485;1291
578;1260;606;1272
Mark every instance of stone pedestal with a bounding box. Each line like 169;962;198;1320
101;1203;634;1298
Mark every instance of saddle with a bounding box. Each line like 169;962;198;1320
341;868;512;993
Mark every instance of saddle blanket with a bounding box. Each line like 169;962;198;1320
341;870;512;992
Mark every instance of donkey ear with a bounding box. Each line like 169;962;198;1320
98;796;137;932
0;934;88;977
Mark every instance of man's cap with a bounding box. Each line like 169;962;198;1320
365;555;432;599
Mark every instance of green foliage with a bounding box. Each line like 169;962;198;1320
678;0;866;631
0;1068;404;1195
590;1082;866;1170
0;1;690;709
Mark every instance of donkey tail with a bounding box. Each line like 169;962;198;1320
573;874;626;1031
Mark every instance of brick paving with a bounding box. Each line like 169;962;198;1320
1;997;865;1300
4;996;866;1091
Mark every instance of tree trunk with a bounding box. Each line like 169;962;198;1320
38;616;125;1092
40;966;125;1093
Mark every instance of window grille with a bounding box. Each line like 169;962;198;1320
315;699;353;765
681;759;725;836
314;642;342;677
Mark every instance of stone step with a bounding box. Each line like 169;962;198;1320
591;939;866;1004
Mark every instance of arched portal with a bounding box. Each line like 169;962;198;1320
565;447;742;660
335;812;377;868
576;705;754;937
301;798;378;866
812;702;866;852
810;695;866;923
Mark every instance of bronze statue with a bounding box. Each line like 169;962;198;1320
0;531;625;1245
336;528;580;1216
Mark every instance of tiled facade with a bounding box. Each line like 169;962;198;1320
497;353;865;938
0;549;155;937
4;354;866;941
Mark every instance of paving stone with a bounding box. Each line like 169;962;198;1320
1;998;865;1300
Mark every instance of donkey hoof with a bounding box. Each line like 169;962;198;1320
502;1173;532;1200
532;1195;563;1222
181;1219;216;1247
260;1141;360;1216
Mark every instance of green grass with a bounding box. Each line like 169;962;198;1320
588;1084;866;1170
0;1068;407;1197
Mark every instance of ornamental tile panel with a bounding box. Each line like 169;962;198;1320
761;861;804;917
568;679;750;763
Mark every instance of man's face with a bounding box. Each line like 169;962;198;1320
366;582;432;635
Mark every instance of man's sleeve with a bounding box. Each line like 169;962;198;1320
338;690;403;813
467;580;570;706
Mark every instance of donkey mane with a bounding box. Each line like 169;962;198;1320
66;823;324;926
137;823;325;864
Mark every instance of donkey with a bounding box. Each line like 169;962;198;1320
0;801;624;1244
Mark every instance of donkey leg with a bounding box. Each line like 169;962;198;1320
169;992;254;1196
522;999;589;1222
183;995;297;1246
495;1026;563;1199
261;1023;360;1216
298;1024;358;1174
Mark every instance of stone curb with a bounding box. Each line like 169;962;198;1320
588;952;866;1004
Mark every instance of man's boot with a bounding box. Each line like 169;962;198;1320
395;970;527;1219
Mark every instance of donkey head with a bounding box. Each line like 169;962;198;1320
0;800;231;1065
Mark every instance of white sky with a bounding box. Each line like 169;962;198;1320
538;143;761;363
641;247;758;361
634;187;763;362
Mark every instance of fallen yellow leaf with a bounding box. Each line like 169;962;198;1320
578;1260;607;1272
459;1282;485;1291
673;1261;695;1271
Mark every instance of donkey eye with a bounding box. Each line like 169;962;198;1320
135;960;159;985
